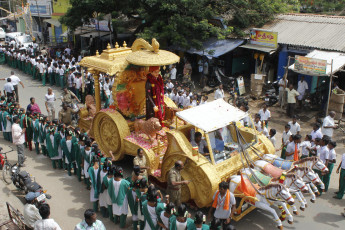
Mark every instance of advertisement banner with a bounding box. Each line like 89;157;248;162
29;4;52;17
249;29;278;48
294;55;327;75
237;76;246;95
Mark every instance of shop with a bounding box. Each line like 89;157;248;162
28;0;53;42
239;28;279;82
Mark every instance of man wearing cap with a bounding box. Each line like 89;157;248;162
23;192;42;230
145;66;165;123
166;161;190;206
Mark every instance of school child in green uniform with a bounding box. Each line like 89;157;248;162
102;162;115;222
88;155;102;212
141;188;165;230
99;160;112;218
158;202;175;230
169;204;195;230
193;211;210;230
82;139;93;189
107;166;130;228
52;123;64;169
39;116;48;156
61;129;77;176
324;141;337;192
2;105;12;141
33;113;40;154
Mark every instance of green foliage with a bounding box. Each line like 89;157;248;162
221;0;300;28
299;0;345;13
61;0;230;49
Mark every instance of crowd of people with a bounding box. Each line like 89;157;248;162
1;40;345;229
251;104;345;199
0;66;236;230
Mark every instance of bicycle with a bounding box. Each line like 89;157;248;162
1;146;16;184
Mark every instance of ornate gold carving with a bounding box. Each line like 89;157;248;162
92;110;130;160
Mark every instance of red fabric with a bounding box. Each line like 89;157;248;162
147;73;165;124
0;154;4;167
149;66;160;72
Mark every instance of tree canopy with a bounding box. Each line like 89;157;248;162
61;0;298;49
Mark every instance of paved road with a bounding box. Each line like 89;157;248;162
0;64;344;229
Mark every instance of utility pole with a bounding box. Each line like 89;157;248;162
35;0;43;42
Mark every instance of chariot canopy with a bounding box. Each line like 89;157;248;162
176;99;248;133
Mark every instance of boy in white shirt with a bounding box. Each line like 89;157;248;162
285;134;301;161
288;115;301;135
269;129;276;148
281;124;292;159
324;141;336;192
300;135;312;159
258;104;271;127
254;114;262;132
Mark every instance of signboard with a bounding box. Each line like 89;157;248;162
28;0;52;17
294;55;327;75
237;76;245;95
249;29;278;48
29;4;52;17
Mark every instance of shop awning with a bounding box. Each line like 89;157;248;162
80;31;109;38
43;19;61;27
240;43;277;54
176;99;247;133
185;38;244;58
288;50;345;76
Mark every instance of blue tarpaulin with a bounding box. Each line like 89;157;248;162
174;38;244;59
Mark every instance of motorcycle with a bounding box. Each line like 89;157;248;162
264;80;279;106
11;166;51;200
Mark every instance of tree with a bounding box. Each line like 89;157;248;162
216;0;299;29
61;0;230;49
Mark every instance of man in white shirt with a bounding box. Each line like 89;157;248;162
12;116;26;166
214;84;224;100
288;115;301;135
322;111;337;138
24;192;41;229
45;88;56;120
75;209;105;230
297;76;308;108
278;77;288;108
3;78;16;99
258;104;271;127
1;71;24;102
34;204;62;230
170;65;177;80
285;84;299;118
209;182;236;227
334;152;345;199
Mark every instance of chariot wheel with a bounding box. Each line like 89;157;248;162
162;154;215;207
92;110;130;160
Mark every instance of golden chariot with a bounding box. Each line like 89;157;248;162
78;38;274;220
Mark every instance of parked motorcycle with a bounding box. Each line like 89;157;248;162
11;166;51;200
264;80;279;106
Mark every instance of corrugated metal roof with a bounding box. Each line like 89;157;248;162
263;14;345;52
